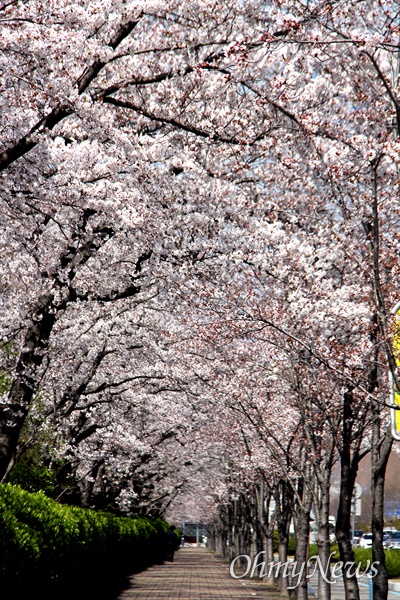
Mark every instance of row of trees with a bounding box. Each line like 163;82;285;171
1;1;399;599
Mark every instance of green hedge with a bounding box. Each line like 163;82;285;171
273;530;297;555
353;548;400;578
0;484;169;598
308;545;400;578
309;543;340;560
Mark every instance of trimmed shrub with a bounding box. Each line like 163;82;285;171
384;550;400;578
309;543;339;561
308;545;400;578
0;483;169;598
354;548;400;578
353;548;373;571
272;530;296;554
288;534;297;555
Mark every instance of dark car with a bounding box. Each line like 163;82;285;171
390;532;400;550
350;530;364;544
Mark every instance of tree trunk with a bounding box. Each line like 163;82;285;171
260;482;276;583
275;480;294;592
315;479;332;600
368;305;392;600
371;426;393;600
0;295;55;480
80;459;104;508
265;534;275;579
292;476;312;600
335;390;361;600
293;501;311;600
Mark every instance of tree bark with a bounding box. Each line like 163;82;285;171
315;477;333;600
293;477;312;600
80;459;105;508
259;480;276;583
371;426;392;600
0;294;55;480
335;389;362;600
275;480;294;592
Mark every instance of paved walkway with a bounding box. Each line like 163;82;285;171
117;547;279;599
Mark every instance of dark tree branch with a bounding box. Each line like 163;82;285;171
77;15;143;94
103;96;242;144
0;15;143;172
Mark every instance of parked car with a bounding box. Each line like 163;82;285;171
390;532;400;550
350;530;364;544
358;533;373;548
357;532;391;548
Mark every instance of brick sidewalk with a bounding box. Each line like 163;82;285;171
117;547;280;599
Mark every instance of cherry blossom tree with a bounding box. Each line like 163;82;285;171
0;0;256;478
1;6;400;600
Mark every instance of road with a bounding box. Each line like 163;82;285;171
307;569;400;600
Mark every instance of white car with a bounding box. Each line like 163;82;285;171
357;533;373;548
357;533;391;548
